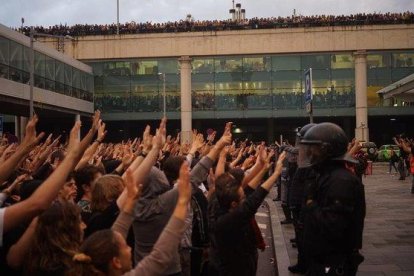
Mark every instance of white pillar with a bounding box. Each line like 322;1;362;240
179;56;192;144
19;117;28;142
354;50;369;142
75;114;81;140
14;116;21;142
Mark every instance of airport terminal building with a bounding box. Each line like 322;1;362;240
1;22;414;144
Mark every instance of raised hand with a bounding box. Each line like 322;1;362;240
257;144;268;165
51;135;61;147
274;151;286;176
21;115;45;151
125;168;142;201
177;162;191;205
207;131;216;144
0;143;17;161
67;121;81;156
44;134;53;146
122;147;135;169
97;119;107;142
216;122;232;149
152;117;167;149
90;110;101;134
241;155;255;170
142;125;153;153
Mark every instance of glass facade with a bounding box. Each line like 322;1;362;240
89;51;414;113
0;35;94;102
91;58;180;112
367;51;414;107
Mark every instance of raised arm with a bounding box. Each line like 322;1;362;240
0;115;44;184
247;149;273;190
241;144;266;187
207;122;232;162
7;217;38;269
126;125;152;173
189;123;232;187
215;146;229;178
117;118;166;207
30;135;61;173
261;151;286;191
112;168;142;239
126;162;191;276
187;133;205;163
230;145;244;169
131;117;166;186
75;117;106;170
3;111;99;233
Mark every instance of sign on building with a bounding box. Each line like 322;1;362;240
304;68;313;115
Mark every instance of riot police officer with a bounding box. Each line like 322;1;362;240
288;123;316;274
298;122;366;276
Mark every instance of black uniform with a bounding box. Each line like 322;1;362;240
288;167;317;272
304;161;366;276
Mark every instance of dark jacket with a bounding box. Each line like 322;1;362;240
214;186;268;276
304;162;366;262
289;167;317;215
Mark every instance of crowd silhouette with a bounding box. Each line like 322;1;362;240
19;12;414;37
94;89;355;112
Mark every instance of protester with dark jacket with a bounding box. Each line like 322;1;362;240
213;151;286;276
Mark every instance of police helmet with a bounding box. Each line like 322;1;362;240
299;122;357;166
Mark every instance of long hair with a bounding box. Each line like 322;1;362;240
67;229;120;276
215;172;242;210
162;156;187;186
25;202;83;274
91;175;124;212
74;165;104;202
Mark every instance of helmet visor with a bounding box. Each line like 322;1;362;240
297;143;325;168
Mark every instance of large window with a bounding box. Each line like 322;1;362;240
272;56;300;71
0;36;9;79
88;52;414;113
215;57;242;73
193;58;214;73
0;36;93;101
89;58;180;112
331;54;353;69
301;54;330;70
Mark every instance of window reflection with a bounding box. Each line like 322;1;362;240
392;53;414;68
331;54;353;69
87;52;414;112
0;35;93;101
193;58;214;73
367;53;391;68
214;57;242;73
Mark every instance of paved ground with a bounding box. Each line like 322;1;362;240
268;163;414;276
256;203;278;276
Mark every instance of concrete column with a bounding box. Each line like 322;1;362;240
353;50;369;142
179;56;192;144
15;116;21;142
75;114;81;140
19;117;28;142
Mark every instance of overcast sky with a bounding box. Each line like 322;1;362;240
1;0;413;28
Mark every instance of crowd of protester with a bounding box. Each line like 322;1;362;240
19;12;414;37
94;89;355;112
0;112;413;275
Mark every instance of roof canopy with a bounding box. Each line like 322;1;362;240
377;73;414;101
